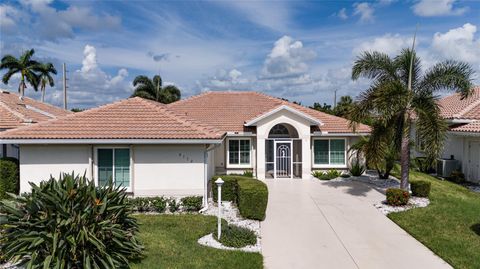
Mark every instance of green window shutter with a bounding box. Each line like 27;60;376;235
330;140;345;164
229;140;239;164
114;149;130;188
98;149;113;186
240;140;250;164
314;140;329;164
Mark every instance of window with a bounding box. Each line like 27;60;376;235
313;139;345;166
228;139;250;165
97;148;130;189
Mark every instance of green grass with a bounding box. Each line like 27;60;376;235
131;214;263;269
388;169;480;269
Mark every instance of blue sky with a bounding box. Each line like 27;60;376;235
1;0;479;108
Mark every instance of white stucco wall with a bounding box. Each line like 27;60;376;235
19;145;92;193
133;144;206;197
255;109;313;179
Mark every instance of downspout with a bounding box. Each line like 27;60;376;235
200;137;226;212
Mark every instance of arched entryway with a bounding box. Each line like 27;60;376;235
265;123;302;179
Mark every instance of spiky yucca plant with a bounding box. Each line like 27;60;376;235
0;172;143;268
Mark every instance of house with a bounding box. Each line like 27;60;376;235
0;90;71;158
413;86;480;183
0;91;370;202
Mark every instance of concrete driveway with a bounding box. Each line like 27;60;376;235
261;178;451;269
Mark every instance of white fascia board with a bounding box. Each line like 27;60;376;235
448;131;480;137
0;138;224;145
244;105;323;126
447;119;477;124
311;132;370;137
226;132;255;137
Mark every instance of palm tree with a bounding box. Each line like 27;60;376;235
351;48;474;190
0;49;40;98
131;75;181;104
36;62;57;102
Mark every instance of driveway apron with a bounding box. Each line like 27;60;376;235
261;179;451;269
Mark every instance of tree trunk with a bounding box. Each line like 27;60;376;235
400;125;410;190
41;86;45;102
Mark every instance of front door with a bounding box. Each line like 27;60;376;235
274;141;292;178
469;141;480;182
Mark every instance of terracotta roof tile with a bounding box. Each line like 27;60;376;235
168;91;370;133
0;97;222;140
438;86;480;120
0;90;70;130
450;121;480;133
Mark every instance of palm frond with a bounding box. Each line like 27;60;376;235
131;88;155;100
19;49;35;66
394;48;421;90
352;51;397;81
2;68;20;84
160;85;181;104
419;60;475;98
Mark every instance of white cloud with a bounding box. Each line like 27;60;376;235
354;34;413;56
412;0;468;17
218;1;291;32
261;36;317;79
432;23;480;65
337;8;348;20
18;0;121;40
0;4;19;30
353;2;374;23
81;45;98;73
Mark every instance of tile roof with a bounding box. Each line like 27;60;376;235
450;121;480;133
168;91;370;133
0;90;70;130
0;97;222;140
438;86;480;120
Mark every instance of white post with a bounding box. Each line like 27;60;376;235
215;178;224;239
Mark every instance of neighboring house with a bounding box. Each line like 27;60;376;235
0;89;71;158
413;86;480;183
0;91;370;202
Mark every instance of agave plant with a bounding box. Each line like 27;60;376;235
0;172;143;268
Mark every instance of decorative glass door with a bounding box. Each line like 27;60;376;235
274;141;292;178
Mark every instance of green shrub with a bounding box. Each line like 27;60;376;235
326;169;341;178
242;170;254;178
0;159;19;200
446;170;465;184
152;196;167;213
410;180;431;197
311;170;340;180
237;179;268;220
386;188;410;206
0;172;143;268
413;157;435;173
213;224;257;248
131;197;151;212
211;175;251;202
349;161;365;176
168;198;180;213
181;196;203;212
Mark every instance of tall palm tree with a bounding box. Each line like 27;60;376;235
36;62;57;102
0;49;40;98
351;48;474;190
131;75;181;104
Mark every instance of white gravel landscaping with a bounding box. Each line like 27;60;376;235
331;170;431;215
198;201;261;252
374;197;430;215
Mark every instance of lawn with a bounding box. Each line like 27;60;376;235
131;214;263;269
388;170;480;269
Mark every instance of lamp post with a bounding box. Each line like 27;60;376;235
215;177;224;239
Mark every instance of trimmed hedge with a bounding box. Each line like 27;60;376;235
181;196;203;212
386;188;409;206
0;158;19;199
211;175;251;202
213;224;257;248
410;180;431;197
237;179;268;221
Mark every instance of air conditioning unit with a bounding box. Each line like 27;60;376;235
437;158;460;177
